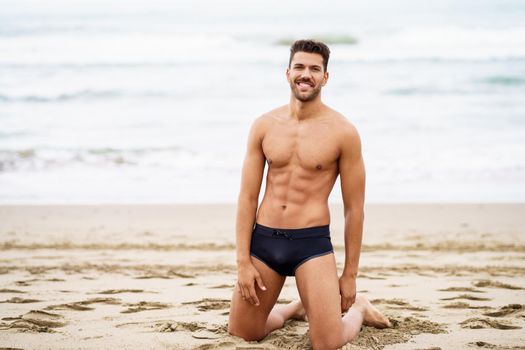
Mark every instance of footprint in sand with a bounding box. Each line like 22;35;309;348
191;329;222;340
190;341;239;349
442;302;492;310
182;298;231;312
483;304;524;318
468;341;525;349
438;286;485;293
15;279;37;286
45;303;94;311
0;297;41;303
152;320;227;337
45;297;122;311
209;284;235;289
0;310;66;332
473;280;523;290
95;289;147;294
440;294;491;301
372;298;409;306
0;289;26;294
371;299;428;312
460;317;521;330
121;301;171;313
334;316;446;349
358;273;387;280
135;271;194;279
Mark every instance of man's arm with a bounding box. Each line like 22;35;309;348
235;116;267;306
338;122;366;312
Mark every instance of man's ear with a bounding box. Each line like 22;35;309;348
322;71;329;86
285;67;290;81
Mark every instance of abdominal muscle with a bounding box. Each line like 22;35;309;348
255;170;337;229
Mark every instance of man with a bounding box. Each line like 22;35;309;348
227;39;390;349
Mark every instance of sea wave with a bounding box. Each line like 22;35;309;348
385;87;489;96
275;34;358;46
0;90;121;103
386;75;525;96
482;76;525;86
2;26;525;65
0;147;183;172
0;89;174;103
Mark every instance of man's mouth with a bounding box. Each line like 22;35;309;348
296;81;313;89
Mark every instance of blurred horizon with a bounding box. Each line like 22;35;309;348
1;0;524;203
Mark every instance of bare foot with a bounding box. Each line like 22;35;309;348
289;299;308;321
354;294;391;328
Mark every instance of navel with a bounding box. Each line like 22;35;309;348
281;205;287;210
316;164;322;170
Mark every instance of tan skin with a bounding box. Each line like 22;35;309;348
228;51;390;349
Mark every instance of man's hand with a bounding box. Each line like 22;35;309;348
237;262;266;306
339;274;356;312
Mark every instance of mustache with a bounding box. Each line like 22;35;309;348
295;79;314;85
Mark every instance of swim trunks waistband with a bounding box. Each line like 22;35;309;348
253;222;330;239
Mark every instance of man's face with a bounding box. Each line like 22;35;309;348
286;51;329;102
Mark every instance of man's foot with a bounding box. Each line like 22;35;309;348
354;294;391;328
289;299;308;321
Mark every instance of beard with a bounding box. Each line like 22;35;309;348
289;79;322;102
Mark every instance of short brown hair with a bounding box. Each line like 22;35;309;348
289;39;331;72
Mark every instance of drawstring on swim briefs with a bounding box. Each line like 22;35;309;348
272;229;292;240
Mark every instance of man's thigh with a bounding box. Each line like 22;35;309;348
228;256;286;339
295;253;344;340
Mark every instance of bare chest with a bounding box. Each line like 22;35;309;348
262;121;340;171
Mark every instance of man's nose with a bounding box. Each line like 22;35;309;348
301;68;313;79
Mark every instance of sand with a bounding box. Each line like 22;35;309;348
0;203;524;349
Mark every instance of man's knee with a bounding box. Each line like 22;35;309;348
310;333;345;350
227;322;266;342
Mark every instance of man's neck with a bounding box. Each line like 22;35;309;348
288;96;324;121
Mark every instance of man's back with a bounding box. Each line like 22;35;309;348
255;104;356;228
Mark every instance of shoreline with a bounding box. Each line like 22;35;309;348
0;204;524;349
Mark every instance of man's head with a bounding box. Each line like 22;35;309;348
286;39;331;102
289;39;330;72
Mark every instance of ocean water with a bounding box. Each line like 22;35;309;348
1;0;524;203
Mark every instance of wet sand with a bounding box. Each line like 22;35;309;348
0;204;524;349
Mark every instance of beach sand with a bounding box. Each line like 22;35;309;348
0;204;524;349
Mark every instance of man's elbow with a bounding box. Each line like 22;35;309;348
237;192;259;206
344;207;364;221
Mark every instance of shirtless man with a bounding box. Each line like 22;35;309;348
227;39;390;349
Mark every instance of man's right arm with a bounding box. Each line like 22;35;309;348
235;116;267;305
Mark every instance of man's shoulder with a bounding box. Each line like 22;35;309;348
251;105;287;128
325;107;360;139
261;105;288;120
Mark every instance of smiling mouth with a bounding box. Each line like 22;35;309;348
296;81;314;88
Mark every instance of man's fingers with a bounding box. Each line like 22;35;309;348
347;295;356;310
238;284;245;300
248;286;260;306
239;283;249;302
255;276;267;291
341;297;351;312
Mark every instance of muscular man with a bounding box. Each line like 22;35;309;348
227;39;390;349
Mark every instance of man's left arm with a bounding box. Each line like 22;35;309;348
338;123;366;313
